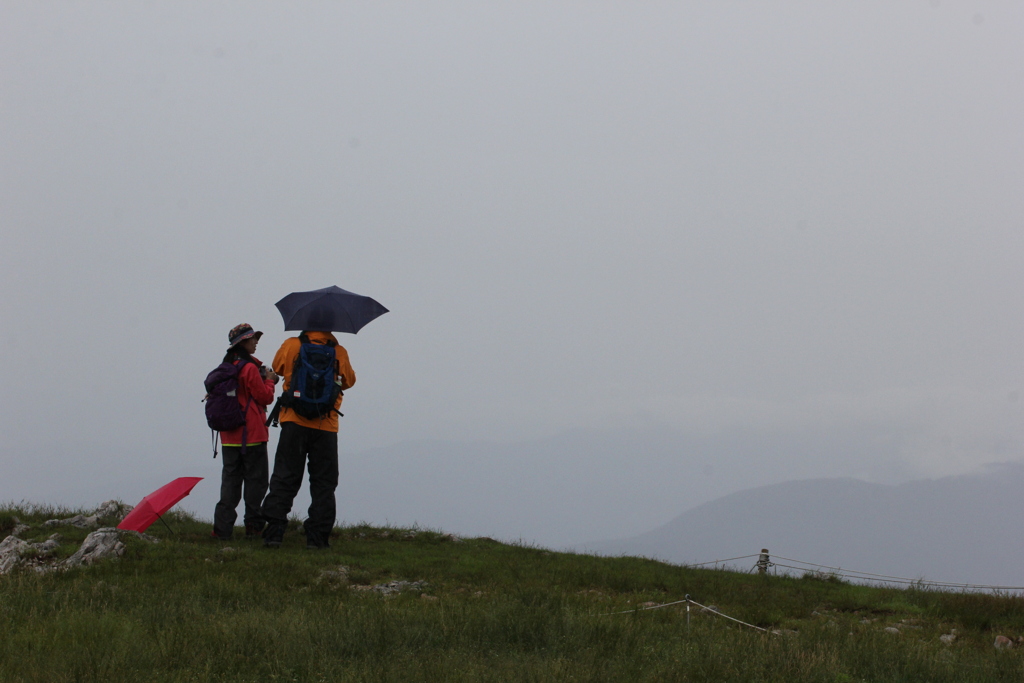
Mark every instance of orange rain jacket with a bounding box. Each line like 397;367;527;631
271;331;355;433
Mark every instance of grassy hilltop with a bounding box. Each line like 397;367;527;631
3;505;1024;682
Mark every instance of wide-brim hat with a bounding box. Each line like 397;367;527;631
228;323;263;348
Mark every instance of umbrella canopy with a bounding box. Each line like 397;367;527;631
117;477;203;533
275;285;388;334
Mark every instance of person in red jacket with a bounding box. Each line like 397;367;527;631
212;324;279;541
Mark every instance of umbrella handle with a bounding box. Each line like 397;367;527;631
157;513;176;534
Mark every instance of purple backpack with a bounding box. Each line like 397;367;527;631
203;360;253;457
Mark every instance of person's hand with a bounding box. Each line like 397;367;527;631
265;369;280;385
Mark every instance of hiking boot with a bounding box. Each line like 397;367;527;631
244;522;265;540
262;523;285;548
303;524;330;550
210;530;231;542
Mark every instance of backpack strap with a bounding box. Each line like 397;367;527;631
240;393;254;455
235;358;255;454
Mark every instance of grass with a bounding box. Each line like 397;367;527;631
3;504;1024;681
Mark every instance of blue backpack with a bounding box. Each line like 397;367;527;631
281;334;343;421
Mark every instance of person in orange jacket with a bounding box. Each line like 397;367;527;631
212;324;279;541
260;330;355;549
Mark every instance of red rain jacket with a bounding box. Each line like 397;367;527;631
219;357;276;446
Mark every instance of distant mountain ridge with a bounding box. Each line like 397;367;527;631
584;464;1024;588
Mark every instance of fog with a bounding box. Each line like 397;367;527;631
2;2;1022;547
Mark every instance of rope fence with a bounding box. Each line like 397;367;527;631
597;552;1008;675
599;545;1024;644
600;595;774;634
693;549;1024;592
600;547;1024;631
681;554;760;568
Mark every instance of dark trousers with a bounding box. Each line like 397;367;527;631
261;422;339;538
213;443;269;538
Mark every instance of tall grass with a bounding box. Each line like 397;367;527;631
2;504;1024;681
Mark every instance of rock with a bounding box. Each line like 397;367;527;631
350;579;429;596
317;565;350;584
0;535;29;574
421;594;439;601
42;514;99;530
94;500;128;518
1;533;68;574
994;635;1014;649
638;601;660;609
63;528;125;567
939;633;956;645
68;515;99;529
119;530;159;544
884;627;901;635
29;537;61;554
11;524;31;537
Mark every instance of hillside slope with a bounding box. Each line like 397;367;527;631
4;504;1024;681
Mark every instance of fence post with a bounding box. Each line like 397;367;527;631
756;549;770;575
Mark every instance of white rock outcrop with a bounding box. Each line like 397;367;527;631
0;533;63;574
62;528;125;567
43;514;99;530
349;579;429;596
94;500;130;518
0;535;29;574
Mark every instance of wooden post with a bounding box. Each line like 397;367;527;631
757;549;770;575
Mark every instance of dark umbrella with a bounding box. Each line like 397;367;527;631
274;285;388;333
117;477;203;533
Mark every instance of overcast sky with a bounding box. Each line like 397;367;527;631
2;2;1022;544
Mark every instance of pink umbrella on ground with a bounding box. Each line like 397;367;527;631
118;477;203;533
